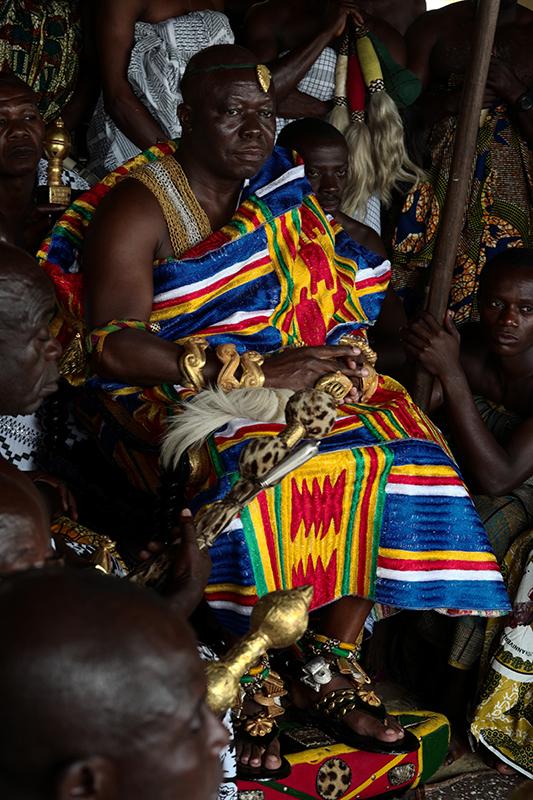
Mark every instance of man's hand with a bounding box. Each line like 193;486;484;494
484;55;525;107
402;311;461;380
325;0;364;39
30;471;78;521
263;344;368;402
140;509;211;618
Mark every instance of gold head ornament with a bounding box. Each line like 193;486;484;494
206;585;313;715
256;64;272;93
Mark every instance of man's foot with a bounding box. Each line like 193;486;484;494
236;735;282;772
292;674;406;746
482;745;519;776
444;727;469;766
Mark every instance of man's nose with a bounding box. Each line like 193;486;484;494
241;113;262;138
500;306;519;327
45;335;63;362
207;709;230;755
6;120;29;138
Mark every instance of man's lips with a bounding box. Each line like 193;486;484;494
236;147;266;159
8;144;37;158
492;330;519;344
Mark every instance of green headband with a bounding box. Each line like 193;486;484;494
185;62;272;93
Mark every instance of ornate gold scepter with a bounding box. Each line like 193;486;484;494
206;585;313;715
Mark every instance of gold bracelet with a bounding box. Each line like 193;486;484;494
240;351;265;389
216;345;266;392
216;343;241;392
178;337;208;392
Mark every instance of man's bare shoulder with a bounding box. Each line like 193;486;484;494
408;1;469;34
87;177;167;244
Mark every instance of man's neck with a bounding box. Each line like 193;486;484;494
498;348;533;381
0;173;35;216
175;149;243;231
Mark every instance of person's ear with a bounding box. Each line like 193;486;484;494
178;103;193;133
55;757;118;799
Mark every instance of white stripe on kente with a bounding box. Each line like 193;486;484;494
377;568;504;582
154;246;270;302
255;165;304;197
385;484;467;497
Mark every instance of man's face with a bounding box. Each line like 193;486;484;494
0;285;61;415
120;637;229;800
299;137;349;216
182;73;276;180
479;264;533;357
0;81;44;177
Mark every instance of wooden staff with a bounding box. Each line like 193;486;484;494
412;0;501;410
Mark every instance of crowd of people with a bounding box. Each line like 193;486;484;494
0;0;532;796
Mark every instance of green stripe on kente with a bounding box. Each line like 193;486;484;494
240;502;269;597
341;449;364;595
269;210;298;337
274;482;287;589
370;446;394;595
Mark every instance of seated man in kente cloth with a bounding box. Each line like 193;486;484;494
40;44;510;758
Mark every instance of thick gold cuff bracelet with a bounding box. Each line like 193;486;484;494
178;336;208;392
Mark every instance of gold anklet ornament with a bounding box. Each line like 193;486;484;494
178;336;208;392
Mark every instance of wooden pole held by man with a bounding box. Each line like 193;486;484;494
412;0;501;410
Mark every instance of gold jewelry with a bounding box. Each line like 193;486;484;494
216;345;265;392
240;351;265;388
256;64;272;93
315;371;353;403
179;337;208;392
339;334;379;402
130;155;211;256
216;343;241;392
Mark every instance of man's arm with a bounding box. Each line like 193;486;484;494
245;1;358;108
61;0;101;132
404;312;533;496
84;179;185;385
94;0;169;151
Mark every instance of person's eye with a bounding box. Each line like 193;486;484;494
259;109;273;118
226;107;239;116
336;169;347;177
520;305;533;314
488;299;502;309
306;170;319;178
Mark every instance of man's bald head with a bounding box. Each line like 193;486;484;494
0;568;227;800
0;469;53;573
181;44;267;105
0;244;60;415
0;244;54;332
0;71;38;102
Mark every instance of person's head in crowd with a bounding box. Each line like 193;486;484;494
0;471;54;573
0;243;61;415
0;568;228;800
179;44;276;181
277;118;349;217
0;72;44;178
478;248;533;358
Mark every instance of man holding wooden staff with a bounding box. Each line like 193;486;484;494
392;0;533;326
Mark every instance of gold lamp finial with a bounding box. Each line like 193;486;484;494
43;118;71;206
